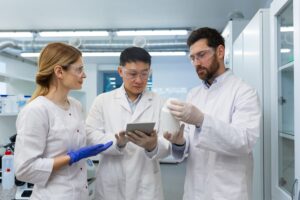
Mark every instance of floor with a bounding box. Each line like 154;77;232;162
160;159;186;200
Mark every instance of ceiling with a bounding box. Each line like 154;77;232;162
0;0;270;64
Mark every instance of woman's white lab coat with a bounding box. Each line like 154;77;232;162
86;86;170;200
14;96;88;200
173;71;261;200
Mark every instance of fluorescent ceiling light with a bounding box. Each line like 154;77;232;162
116;30;188;36
21;52;121;57
21;52;40;57
83;52;121;57
21;51;186;58
39;31;109;37
109;77;116;80
0;32;33;38
150;52;186;56
280;48;291;53
280;26;294;32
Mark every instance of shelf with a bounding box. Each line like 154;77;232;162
0;72;34;83
279;132;294;140
278;61;294;72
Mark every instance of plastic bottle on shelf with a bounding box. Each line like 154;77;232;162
160;98;180;136
17;95;31;111
0;95;8;114
1;149;15;190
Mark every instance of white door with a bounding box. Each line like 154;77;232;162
270;0;299;199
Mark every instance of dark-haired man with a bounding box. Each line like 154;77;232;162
86;47;169;200
164;27;261;200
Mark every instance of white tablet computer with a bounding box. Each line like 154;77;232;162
126;122;155;135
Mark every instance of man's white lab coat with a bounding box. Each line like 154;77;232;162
86;86;170;200
172;71;261;200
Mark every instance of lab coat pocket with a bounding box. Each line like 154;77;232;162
152;158;160;174
139;169;162;200
212;158;247;200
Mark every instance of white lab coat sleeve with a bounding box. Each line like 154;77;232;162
144;97;171;160
85;96;124;155
156;136;171;158
14;105;54;187
194;87;261;157
144;144;158;158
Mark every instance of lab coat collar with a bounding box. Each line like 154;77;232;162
203;68;231;89
114;85;131;113
114;84;153;121
131;91;153;122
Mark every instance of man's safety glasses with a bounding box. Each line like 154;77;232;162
189;48;215;64
122;67;151;80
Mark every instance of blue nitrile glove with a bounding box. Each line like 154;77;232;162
67;141;113;165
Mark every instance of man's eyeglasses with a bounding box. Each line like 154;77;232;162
189;48;215;64
122;67;151;80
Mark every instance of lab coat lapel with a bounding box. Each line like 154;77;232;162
131;92;152;122
114;88;131;113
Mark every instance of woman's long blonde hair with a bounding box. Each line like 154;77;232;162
30;42;82;102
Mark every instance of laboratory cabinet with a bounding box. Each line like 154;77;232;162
270;0;300;199
232;9;270;200
221;19;248;70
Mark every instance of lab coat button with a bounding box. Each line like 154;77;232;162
77;129;79;132
80;167;82;170
69;113;71;116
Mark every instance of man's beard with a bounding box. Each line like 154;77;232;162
196;55;220;83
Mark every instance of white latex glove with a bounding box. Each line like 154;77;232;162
163;124;185;145
167;99;204;126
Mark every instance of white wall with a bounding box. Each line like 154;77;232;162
81;63;98;116
151;57;199;101
152;56;199;88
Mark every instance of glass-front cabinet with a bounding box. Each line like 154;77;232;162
278;2;294;194
271;0;299;199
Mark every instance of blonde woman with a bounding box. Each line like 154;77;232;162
14;42;112;200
